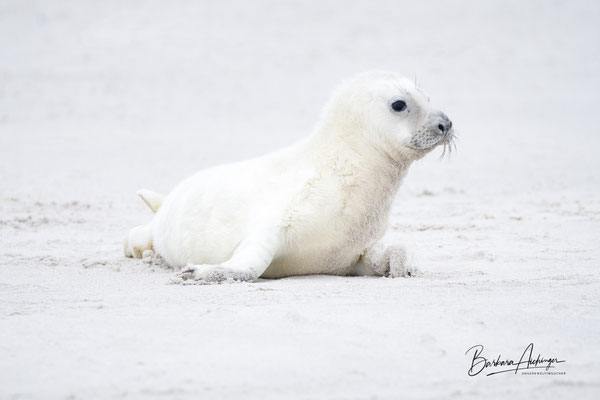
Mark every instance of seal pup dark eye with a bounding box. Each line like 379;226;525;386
391;100;407;112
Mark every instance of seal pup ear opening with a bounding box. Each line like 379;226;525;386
136;189;164;213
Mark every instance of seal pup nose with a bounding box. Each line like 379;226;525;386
436;115;452;135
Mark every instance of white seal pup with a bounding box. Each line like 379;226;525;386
124;71;456;283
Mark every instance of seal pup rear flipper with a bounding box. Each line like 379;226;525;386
136;189;165;213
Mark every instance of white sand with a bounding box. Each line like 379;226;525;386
1;1;599;398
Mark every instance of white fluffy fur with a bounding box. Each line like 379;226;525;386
124;71;454;283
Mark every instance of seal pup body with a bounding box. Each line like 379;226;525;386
124;71;455;283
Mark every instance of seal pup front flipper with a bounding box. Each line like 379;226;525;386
136;189;165;213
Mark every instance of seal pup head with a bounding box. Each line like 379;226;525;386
321;71;456;162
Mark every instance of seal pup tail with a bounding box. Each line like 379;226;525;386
136;189;165;213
